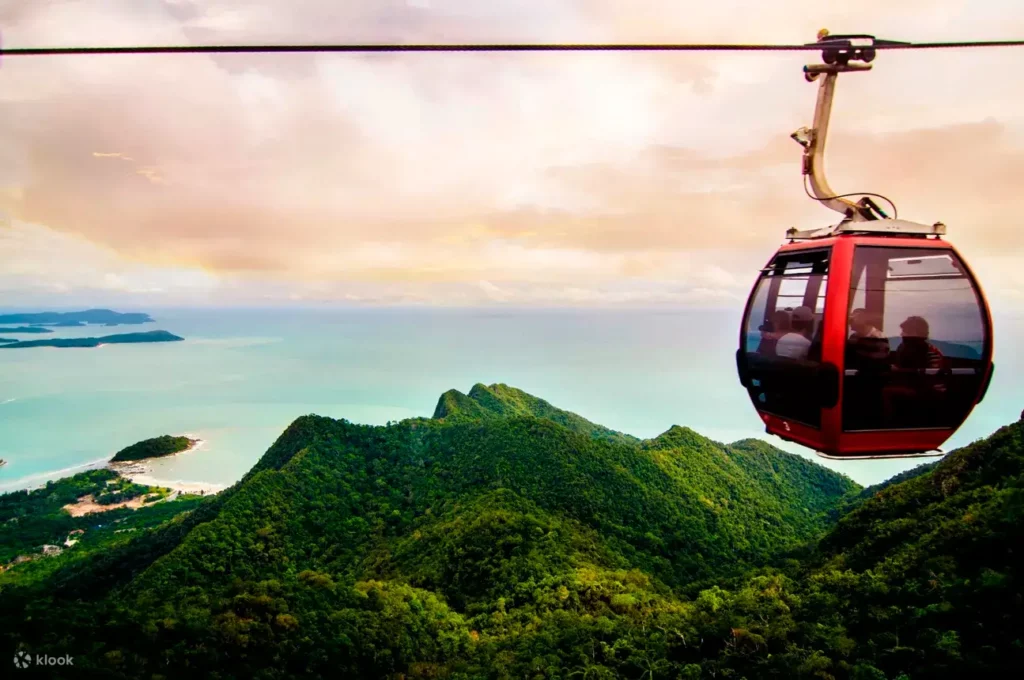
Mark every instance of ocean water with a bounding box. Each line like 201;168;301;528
1;307;1021;491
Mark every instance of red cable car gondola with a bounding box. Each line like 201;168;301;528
736;32;995;460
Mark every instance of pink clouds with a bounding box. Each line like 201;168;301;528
2;0;1024;306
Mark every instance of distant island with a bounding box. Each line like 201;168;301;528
0;338;17;344
0;326;54;334
0;330;184;349
0;309;154;326
111;435;198;462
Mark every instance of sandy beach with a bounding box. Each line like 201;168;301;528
60;439;226;516
107;437;227;496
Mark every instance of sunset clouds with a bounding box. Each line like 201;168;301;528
2;1;1024;307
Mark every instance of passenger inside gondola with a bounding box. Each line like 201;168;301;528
844;308;891;429
776;306;814;359
846;308;890;370
892;316;945;371
757;309;792;356
882;315;949;427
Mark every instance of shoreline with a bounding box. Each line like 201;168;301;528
107;437;226;495
52;437;227;517
0;436;228;497
0;457;114;494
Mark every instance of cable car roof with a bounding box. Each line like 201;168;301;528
786;218;947;242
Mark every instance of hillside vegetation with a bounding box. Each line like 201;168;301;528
112;435;195;462
0;470;202;582
0;384;1020;679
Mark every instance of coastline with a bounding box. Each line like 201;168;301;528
107;437;226;495
0;457;113;494
1;436;229;496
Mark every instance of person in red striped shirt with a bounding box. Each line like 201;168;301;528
893;316;945;370
883;315;949;426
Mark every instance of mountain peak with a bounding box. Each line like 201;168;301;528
646;424;715;449
432;388;491;420
431;383;637;444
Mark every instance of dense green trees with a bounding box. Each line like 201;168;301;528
0;471;202;584
1;469;134;563
111;435;195;462
0;384;1020;679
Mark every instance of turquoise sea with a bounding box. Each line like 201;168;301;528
1;307;1020;490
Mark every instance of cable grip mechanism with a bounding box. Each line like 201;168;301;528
793;29;904;221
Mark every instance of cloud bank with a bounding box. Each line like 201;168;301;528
2;0;1024;307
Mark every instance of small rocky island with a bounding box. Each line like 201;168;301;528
0;330;183;349
111;435;199;463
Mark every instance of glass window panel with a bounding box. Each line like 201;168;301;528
843;246;987;432
741;248;830;428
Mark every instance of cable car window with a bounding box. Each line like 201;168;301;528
843;246;988;432
848;277;866;315
742;248;830;428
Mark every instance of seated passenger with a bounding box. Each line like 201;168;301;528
757;310;792;357
776;306;813;359
844;309;891;430
846;308;890;371
893;316;945;370
882;315;948;427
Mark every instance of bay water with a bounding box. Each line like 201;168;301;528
1;307;1020;491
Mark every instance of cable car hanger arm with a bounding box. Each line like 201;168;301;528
790;31;878;221
785;32;948;240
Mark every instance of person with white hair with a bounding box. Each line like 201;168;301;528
775;306;814;359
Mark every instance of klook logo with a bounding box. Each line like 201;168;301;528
12;651;74;669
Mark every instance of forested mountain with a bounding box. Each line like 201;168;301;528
0;385;1020;679
432;383;639;444
806;419;1024;678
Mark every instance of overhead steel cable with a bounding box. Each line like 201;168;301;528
2;39;1024;56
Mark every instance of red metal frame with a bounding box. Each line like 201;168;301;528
739;234;994;457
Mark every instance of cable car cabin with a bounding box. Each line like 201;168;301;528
736;233;994;459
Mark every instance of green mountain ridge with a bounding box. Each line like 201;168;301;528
0;385;1020;679
433;382;639;445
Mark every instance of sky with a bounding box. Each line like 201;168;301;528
2;0;1024;309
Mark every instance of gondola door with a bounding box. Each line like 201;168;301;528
738;247;835;451
837;241;993;455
